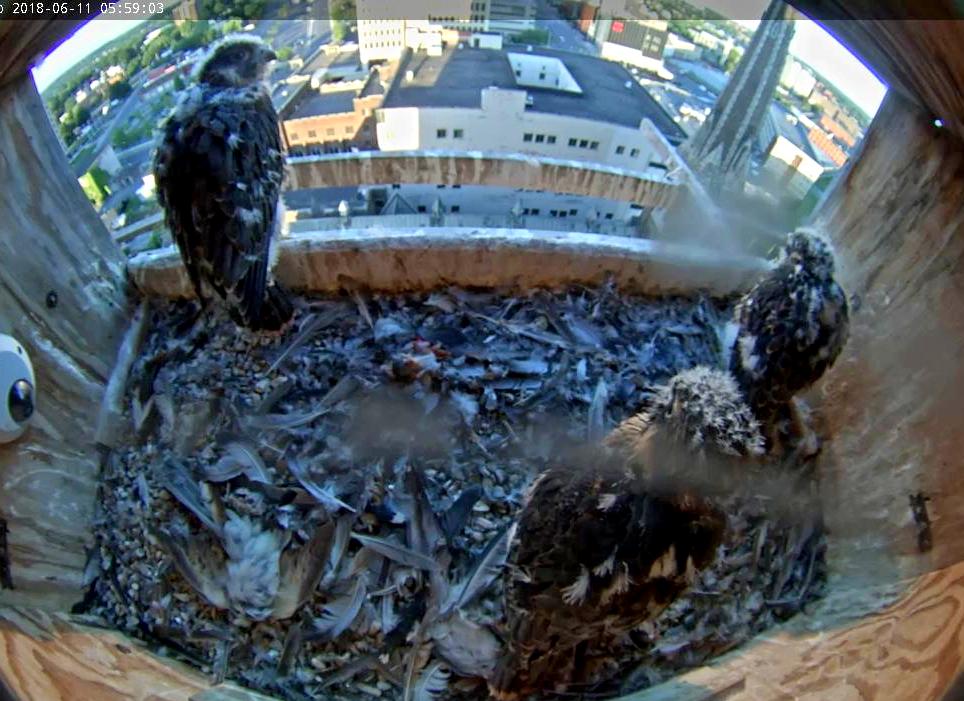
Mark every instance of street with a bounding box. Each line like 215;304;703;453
534;0;597;55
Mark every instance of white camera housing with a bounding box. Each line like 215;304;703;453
0;335;36;444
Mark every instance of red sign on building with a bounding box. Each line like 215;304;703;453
612;20;624;32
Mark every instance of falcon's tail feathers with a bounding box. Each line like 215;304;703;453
249;282;294;331
232;253;293;331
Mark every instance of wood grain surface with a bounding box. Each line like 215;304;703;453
0;608;208;700
631;558;964;701
0;75;130;609
801;90;964;587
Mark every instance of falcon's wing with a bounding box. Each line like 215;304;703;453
155;86;284;324
493;460;724;697
732;266;849;407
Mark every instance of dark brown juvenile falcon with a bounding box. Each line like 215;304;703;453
489;367;763;700
154;35;293;331
729;228;849;450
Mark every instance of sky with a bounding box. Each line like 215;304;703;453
33;11;887;116
736;19;887;117
32;19;148;93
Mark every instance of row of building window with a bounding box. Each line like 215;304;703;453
567;137;600;150
411;204;462;213
615;145;641;157
523;132;557;144
301;126;356;139
391;184;462;189
437;128;465;138
470;1;486;10
522;207;615;220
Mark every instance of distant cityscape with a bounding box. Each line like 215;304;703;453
41;0;871;256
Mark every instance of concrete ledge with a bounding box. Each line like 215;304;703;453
128;228;771;299
287;150;682;208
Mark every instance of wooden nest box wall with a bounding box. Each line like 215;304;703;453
2;11;964;700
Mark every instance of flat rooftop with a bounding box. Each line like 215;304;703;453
287;88;357;119
302;47;362;74
770;104;819;161
382;47;687;141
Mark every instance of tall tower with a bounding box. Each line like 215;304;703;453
680;0;795;198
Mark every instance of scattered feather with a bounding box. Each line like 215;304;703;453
351;534;441;572
313;575;368;640
156;460;222;535
439;486;482;545
587;377;609;441
287;455;357;513
273;519;336;619
413;661;451;701
442;525;512;614
209;439;272;484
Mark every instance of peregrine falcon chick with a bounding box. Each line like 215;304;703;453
489;367;763;700
730;228;850;453
154;34;293;330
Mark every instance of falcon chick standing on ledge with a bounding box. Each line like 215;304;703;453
154;35;293;331
489;367;764;700
729;228;850;454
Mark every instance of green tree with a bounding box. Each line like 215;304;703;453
79;166;111;209
173;74;186;92
330;0;355;42
108;80;133;100
724;47;741;73
510;28;550;45
276;46;293;61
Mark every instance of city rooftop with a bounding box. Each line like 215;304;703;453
381;46;687;142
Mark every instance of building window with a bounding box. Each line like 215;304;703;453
437;184;446;189
326;128;335;136
568;138;577;146
392;183;401;189
547;135;556;144
605;213;614;220
535;134;545;143
579;139;589;148
453;128;464;138
345;126;353;133
451;205;460;213
307;130;317;138
452;184;461;189
417;205;427;212
590;141;599;150
616;145;625;154
630;148;639;157
530;208;540;215
437;128;447;138
569;208;577;215
523;133;533;142
538;72;545;80
515;69;521;77
550;209;558;217
560;211;567;218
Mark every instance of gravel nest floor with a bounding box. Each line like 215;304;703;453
84;283;826;700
